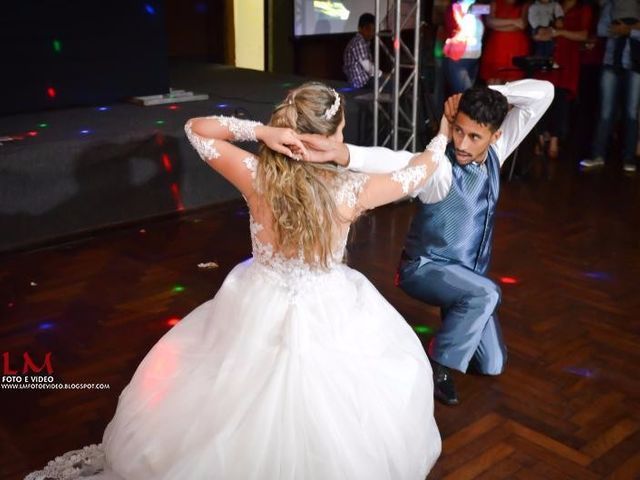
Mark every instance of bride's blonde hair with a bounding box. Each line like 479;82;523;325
256;82;346;269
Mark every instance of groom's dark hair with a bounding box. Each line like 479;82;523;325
458;87;508;132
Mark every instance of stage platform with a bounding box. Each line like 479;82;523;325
0;60;364;253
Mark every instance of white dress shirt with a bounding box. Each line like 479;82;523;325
346;79;554;204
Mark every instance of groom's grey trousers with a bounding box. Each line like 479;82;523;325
398;257;507;375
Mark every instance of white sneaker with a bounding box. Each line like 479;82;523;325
579;157;605;168
623;163;637;173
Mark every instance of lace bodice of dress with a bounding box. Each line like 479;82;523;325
245;161;369;296
250;214;348;270
247;213;350;300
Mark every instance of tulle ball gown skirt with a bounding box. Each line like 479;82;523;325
26;258;441;480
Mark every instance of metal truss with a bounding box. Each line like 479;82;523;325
373;0;421;151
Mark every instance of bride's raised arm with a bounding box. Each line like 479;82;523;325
350;132;449;215
184;115;307;197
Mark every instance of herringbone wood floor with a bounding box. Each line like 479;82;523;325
1;160;639;479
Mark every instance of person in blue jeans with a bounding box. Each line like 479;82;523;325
580;0;640;173
442;0;485;93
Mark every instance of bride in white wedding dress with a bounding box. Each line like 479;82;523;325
26;82;445;480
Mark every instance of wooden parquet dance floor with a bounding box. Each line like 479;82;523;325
1;160;639;479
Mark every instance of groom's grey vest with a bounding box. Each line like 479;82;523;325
404;143;500;275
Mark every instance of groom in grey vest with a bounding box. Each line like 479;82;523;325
302;79;553;405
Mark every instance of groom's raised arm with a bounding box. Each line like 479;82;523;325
490;79;554;166
345;144;415;173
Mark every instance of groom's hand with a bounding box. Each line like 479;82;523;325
444;93;462;124
439;93;461;141
298;134;350;167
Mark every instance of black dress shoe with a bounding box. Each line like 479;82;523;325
466;357;482;375
430;358;459;406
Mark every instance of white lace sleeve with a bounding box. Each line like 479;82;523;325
214;115;262;142
184;119;221;162
390;133;447;196
391;165;429;195
425;133;448;164
333;171;370;209
184;115;263;163
243;156;258;179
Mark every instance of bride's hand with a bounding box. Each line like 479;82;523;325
255;126;308;160
298;134;350;167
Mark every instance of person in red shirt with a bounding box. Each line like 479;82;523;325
442;0;486;93
480;0;531;84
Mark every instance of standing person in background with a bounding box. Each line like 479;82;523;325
431;0;455;118
528;0;565;62
442;0;486;93
535;0;593;158
343;13;381;90
480;0;531;84
580;0;640;173
576;0;605;161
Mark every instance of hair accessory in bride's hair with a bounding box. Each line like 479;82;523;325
323;89;340;120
